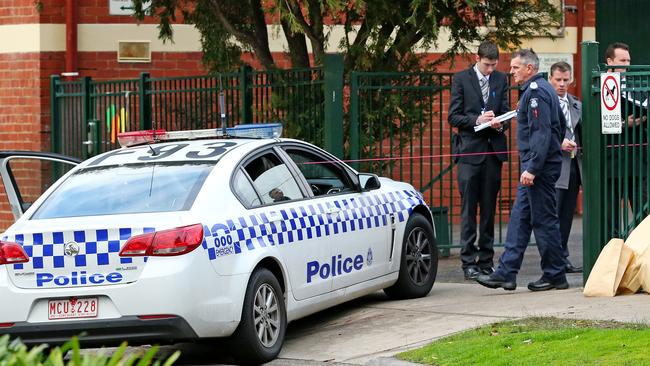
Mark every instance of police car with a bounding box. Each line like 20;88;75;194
0;124;438;364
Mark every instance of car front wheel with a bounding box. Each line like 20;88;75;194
229;267;286;364
384;213;438;299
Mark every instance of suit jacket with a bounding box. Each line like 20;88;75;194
448;66;510;164
556;94;582;189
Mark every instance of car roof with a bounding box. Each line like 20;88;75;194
77;138;283;169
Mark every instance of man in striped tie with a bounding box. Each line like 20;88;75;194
448;41;511;280
549;61;583;274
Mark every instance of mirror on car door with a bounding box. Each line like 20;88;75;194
358;173;381;191
0;152;80;221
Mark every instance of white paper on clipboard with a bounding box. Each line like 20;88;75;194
473;110;517;132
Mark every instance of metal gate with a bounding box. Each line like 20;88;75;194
50;67;327;160
582;41;650;279
348;71;523;252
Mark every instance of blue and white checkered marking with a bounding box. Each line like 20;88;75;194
202;189;424;259
4;190;424;269
5;227;155;271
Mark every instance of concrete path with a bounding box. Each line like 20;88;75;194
274;282;650;365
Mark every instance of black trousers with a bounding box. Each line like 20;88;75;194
556;159;581;264
457;154;502;269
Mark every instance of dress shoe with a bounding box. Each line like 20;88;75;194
565;262;583;273
480;267;494;275
476;273;516;291
527;278;569;292
463;267;481;280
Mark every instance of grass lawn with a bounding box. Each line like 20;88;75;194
398;317;650;366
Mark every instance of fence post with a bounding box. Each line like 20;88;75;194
323;54;344;157
139;72;151;129
240;66;253;124
50;75;60;154
82;76;93;159
581;41;602;281
349;72;360;169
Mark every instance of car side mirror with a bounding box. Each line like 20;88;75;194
21;202;32;212
359;173;381;191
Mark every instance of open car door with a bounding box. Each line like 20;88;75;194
0;151;81;221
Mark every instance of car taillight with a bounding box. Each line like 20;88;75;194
0;241;29;265
119;224;204;257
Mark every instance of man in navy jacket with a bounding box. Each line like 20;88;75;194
477;49;568;292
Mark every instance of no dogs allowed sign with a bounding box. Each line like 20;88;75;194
600;72;622;134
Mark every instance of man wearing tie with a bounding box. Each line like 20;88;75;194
549;61;583;274
448;41;510;280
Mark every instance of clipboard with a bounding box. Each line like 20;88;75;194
474;110;517;132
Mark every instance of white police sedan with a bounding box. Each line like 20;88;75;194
0;125;437;364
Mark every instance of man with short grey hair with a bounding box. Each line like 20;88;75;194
477;49;568;292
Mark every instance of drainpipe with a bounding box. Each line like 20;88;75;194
64;0;78;78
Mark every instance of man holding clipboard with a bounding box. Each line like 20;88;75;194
448;40;511;280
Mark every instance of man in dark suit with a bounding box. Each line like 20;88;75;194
604;42;648;240
549;61;583;274
448;41;510;280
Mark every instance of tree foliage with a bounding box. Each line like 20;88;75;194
132;0;562;71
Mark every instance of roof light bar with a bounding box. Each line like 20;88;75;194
117;123;283;148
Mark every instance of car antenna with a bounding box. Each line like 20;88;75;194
149;116;159;156
219;75;227;136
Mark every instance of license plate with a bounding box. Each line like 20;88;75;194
48;297;98;320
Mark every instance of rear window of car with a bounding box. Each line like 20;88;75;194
31;162;214;219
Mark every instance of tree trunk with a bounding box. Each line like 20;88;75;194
281;19;310;68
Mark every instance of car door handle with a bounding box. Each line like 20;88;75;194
267;211;283;224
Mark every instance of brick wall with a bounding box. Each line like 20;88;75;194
0;51;43;229
0;0;39;24
76;52;205;79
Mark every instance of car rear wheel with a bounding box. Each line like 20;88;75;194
384;213;438;299
229;267;286;364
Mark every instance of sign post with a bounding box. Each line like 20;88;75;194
600;72;622;134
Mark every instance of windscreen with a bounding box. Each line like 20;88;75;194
31;162;214;219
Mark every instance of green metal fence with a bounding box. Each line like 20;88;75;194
348;71;523;253
582;41;650;280
51;66;325;159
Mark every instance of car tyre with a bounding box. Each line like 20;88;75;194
384;213;438;299
229;267;286;364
